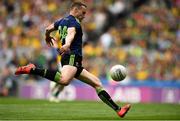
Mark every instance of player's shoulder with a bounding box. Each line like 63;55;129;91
65;15;77;23
56;15;79;28
62;15;75;23
55;16;69;22
55;15;75;22
55;17;70;26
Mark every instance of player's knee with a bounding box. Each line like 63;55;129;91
58;77;70;86
59;80;70;86
94;78;102;88
96;82;102;88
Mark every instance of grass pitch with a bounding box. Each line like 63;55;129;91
0;97;180;121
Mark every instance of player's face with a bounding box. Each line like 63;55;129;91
77;6;87;21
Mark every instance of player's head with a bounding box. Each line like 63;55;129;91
70;2;87;22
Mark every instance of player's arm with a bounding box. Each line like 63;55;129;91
45;23;57;46
58;27;76;55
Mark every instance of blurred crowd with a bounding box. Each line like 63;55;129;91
0;0;179;96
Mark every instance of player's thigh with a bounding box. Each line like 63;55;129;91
61;65;77;82
76;69;102;88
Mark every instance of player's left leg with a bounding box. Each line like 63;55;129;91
76;69;131;118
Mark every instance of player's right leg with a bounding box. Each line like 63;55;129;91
15;63;35;75
15;63;77;86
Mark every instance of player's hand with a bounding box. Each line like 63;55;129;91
45;36;55;46
57;44;70;55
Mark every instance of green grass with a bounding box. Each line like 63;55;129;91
0;97;180;121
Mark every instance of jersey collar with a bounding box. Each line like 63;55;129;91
75;18;80;24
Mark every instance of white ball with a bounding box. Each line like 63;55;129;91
110;65;127;81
